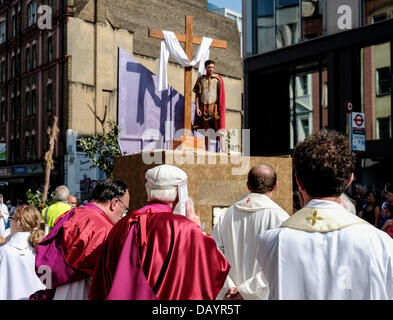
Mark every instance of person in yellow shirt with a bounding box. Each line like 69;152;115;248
41;185;71;235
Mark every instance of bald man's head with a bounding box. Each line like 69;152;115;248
247;164;277;194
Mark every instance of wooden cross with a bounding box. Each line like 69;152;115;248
149;16;227;133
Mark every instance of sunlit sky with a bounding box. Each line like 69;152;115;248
208;0;242;14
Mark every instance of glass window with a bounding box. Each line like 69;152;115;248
290;68;328;148
0;100;5;122
301;0;323;41
26;47;30;72
0;61;4;83
28;1;37;27
25;136;31;160
256;0;275;54
11;56;15;78
361;42;391;141
0;21;6;44
363;0;393;26
32;44;37;69
31;89;37;114
16;52;20;77
376;67;391;96
276;0;300;49
25;91;31;116
31;135;37;160
10;96;14;120
48;36;53;62
12;14;16;37
47;83;53;110
377;117;391;140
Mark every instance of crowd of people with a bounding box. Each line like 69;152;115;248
0;129;393;300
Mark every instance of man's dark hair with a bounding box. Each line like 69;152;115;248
247;164;277;194
204;60;215;68
90;179;128;203
293;130;355;198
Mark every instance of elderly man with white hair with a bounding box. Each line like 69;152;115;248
41;185;71;234
89;164;230;300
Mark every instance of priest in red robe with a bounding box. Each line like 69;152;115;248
30;179;130;300
89;164;230;300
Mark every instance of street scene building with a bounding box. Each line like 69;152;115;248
243;0;393;191
0;0;242;202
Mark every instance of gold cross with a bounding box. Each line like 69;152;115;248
306;210;324;226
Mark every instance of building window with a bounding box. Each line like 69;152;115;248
28;1;37;27
372;13;387;23
48;0;55;10
31;89;37;115
25;91;31;116
31;134;37;159
10;96;14;120
25;135;31;160
256;0;275;54
26;47;30;72
276;0;300;49
376;67;391;96
0;100;5;122
16;97;20;120
0;61;5;82
377;117;391;140
32;44;37;69
47;83;53;110
0;21;6;44
12;14;16;38
11;56;15;79
301;0;323;40
16;51;21;77
17;4;21;34
48;36;53;62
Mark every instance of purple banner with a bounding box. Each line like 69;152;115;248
117;48;195;155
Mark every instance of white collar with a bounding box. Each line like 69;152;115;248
281;199;368;232
6;232;31;250
305;199;343;210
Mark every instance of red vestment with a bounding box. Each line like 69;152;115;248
89;202;230;300
30;204;114;300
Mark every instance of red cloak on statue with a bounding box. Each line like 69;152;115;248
89;202;230;300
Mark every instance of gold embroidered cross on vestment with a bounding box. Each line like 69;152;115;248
306;210;324;226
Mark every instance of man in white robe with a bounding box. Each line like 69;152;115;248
257;130;393;300
212;164;289;300
0;194;9;237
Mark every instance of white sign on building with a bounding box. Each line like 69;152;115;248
65;129;105;201
349;112;366;152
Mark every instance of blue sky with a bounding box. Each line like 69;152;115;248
208;0;242;14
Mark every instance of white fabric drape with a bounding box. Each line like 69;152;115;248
158;31;213;91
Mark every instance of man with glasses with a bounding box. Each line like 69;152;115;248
31;179;129;300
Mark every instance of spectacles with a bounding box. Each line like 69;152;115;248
8;216;17;221
117;197;129;212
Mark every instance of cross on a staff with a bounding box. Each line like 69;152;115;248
149;15;227;134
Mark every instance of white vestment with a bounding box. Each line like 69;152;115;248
257;199;393;300
212;193;289;300
53;278;91;300
0;203;9;237
0;232;46;300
